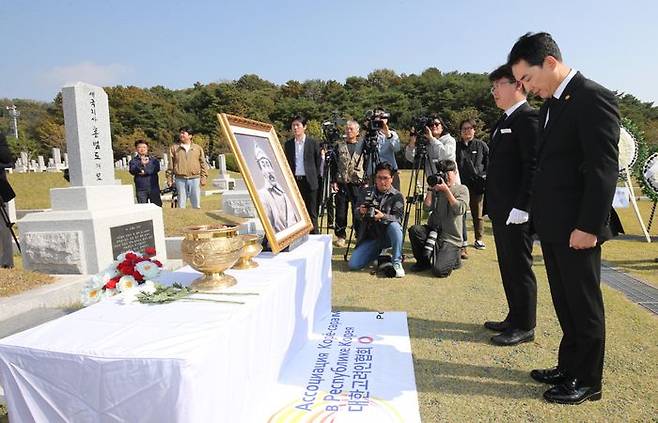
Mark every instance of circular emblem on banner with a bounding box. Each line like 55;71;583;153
618;126;638;175
642;152;658;196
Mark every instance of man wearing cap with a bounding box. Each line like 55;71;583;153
255;143;300;232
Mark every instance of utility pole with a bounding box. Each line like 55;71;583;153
5;104;20;139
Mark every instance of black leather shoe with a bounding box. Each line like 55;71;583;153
530;367;567;385
491;328;534;346
543;378;602;404
483;319;510;332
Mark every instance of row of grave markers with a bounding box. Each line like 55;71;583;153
13;148;69;173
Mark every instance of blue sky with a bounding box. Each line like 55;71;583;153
2;0;657;104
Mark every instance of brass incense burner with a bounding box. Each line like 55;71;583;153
233;234;263;269
181;224;244;289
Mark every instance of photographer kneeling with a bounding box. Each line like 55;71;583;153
408;160;469;277
348;162;405;278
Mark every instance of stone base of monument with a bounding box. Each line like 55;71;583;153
18;185;166;275
221;190;256;218
212;176;235;191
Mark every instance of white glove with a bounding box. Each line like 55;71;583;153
506;208;529;225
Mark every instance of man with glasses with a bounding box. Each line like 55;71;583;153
508;32;619;405
456;118;489;250
348;161;405;278
483;64;539;347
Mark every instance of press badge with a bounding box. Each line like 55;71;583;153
501;128;512;134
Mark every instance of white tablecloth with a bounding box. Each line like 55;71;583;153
0;235;332;422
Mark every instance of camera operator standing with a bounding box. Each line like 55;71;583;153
0;132;16;268
129;140;162;207
405;115;456;171
408;160;469;277
331;120;364;248
363;109;402;190
348;162;405;277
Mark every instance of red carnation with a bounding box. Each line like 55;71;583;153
153;260;163;268
105;276;120;290
144;247;156;257
132;270;144;282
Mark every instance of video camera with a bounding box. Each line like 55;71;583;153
321;112;345;146
411;116;434;147
363;109;390;133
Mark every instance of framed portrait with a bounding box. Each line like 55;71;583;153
217;113;312;253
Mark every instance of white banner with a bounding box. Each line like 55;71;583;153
258;311;421;423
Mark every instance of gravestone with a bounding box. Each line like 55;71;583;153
52;148;63;170
46;157;59;172
20;152;28;166
30;159;37;172
212;154;235;191
37;156;45;172
63;152;69;169
18;82;167;274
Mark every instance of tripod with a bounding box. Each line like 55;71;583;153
401;141;436;246
0;198;21;254
317;144;336;234
342;135;379;261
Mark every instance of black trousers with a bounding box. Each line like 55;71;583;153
334;183;362;239
408;224;461;277
296;177;318;234
492;220;537;330
541;242;605;386
136;189;163;207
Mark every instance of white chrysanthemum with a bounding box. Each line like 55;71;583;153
135;261;161;280
101;261;121;278
120;288;140;304
81;286;104;306
138;280;156;294
116;250;141;261
117;275;138;292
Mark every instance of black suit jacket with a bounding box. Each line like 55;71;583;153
284;136;321;191
485;102;539;223
531;72;619;244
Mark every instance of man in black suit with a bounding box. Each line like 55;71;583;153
484;64;539;347
284;115;321;234
508;32;619;405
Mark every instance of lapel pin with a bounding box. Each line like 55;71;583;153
565;94;571;101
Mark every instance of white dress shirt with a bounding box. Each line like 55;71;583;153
294;135;306;176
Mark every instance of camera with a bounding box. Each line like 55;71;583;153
426;170;447;187
321;112;345;146
362;189;380;219
411;116;434;147
363;109;390;133
160;185;178;195
424;230;438;259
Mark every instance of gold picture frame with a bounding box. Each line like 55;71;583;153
217;113;312;253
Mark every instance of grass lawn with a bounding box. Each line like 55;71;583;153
2;170;657;421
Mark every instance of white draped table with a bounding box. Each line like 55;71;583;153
0;235;332;422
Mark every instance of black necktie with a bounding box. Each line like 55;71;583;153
545;97;558;127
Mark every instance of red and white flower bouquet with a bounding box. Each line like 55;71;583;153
81;247;163;306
